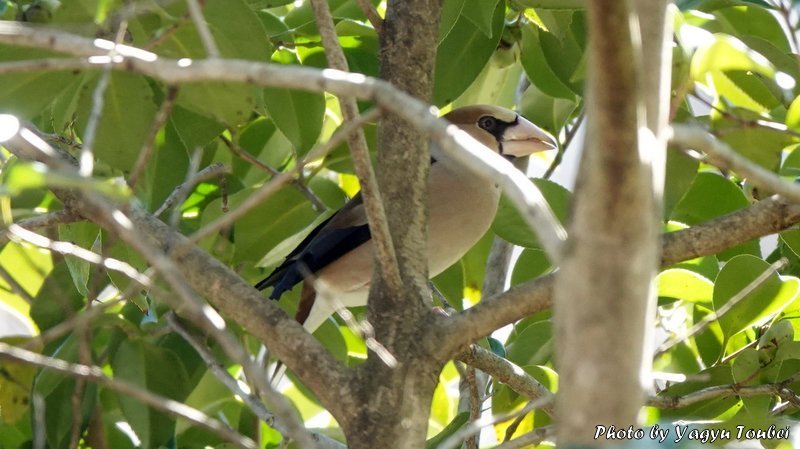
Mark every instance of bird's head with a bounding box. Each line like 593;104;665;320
443;105;557;158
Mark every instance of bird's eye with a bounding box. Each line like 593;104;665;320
478;116;497;131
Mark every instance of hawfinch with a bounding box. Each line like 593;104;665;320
256;105;557;332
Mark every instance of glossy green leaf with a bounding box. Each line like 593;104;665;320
536;11;586;95
518;81;578;135
433;0;504;105
492;178;570;248
671;172;759;260
505;321;552;367
426;412;469;449
714;5;791;53
515;0;585;8
658;269;714;303
462;0;500;38
74;72;158;172
262;84;325;154
520;23;576;100
713;255;800;345
660;365;740;419
58;222;100;297
664;148;699;218
438;0;466;42
510;248;552;286
691;34;775;83
112;339;191;449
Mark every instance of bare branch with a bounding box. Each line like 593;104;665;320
355;0;383;34
670;124;800;204
456;345;555;416
0;342;259;449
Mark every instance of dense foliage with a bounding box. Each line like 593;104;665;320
0;0;800;448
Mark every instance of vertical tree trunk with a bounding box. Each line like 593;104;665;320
342;1;444;448
553;0;663;443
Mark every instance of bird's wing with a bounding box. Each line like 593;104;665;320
255;192;372;299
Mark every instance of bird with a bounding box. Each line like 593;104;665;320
256;105;557;333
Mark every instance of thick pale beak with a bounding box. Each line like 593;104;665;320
501;115;558;157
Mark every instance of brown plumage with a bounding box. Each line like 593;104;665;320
256;105;557;332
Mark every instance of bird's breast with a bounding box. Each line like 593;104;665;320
427;165;500;276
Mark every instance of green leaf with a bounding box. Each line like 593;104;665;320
492;178;570;248
29;263;84;332
660;365;740;419
515;0;585;8
461;0;500;38
426;412;469;449
438;0;466;42
731;348;761;385
58;222;100;297
74;72;158;172
713;255;800;346
536;12;586;95
112;339;191;449
202;183;332;264
671;172;759;260
510;248;552;286
0;45;84;120
433;0;505;105
664;148;699;218
506;321;552;367
691;34;775;83
714;5;791;53
263;84;325;155
658;268;714;303
518;81;578;134
520;23;576;100
33;334;98;449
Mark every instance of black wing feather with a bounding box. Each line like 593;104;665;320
255;194;371;299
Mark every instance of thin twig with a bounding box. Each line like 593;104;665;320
219;134;326;211
354;0;383;34
154;162;230;218
6;224;153;287
298;264;397;368
689;92;800;139
128;85;179;187
170;148;202;226
185;0;219;58
456;344;555;416
7;125;325;449
492;427;553;449
543;111;583;180
310;0;402;292
0;342;258;449
186;107;381;245
80;22;129;177
670;125;800;203
0;264;35;304
166;313;347;449
656;258;788;356
0;25;569;262
438;396;552;449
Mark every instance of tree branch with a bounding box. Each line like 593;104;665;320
310;0;403;295
2;122;351;436
441;198;800;367
0;342;258;449
670;124;800;203
0;22;566;265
